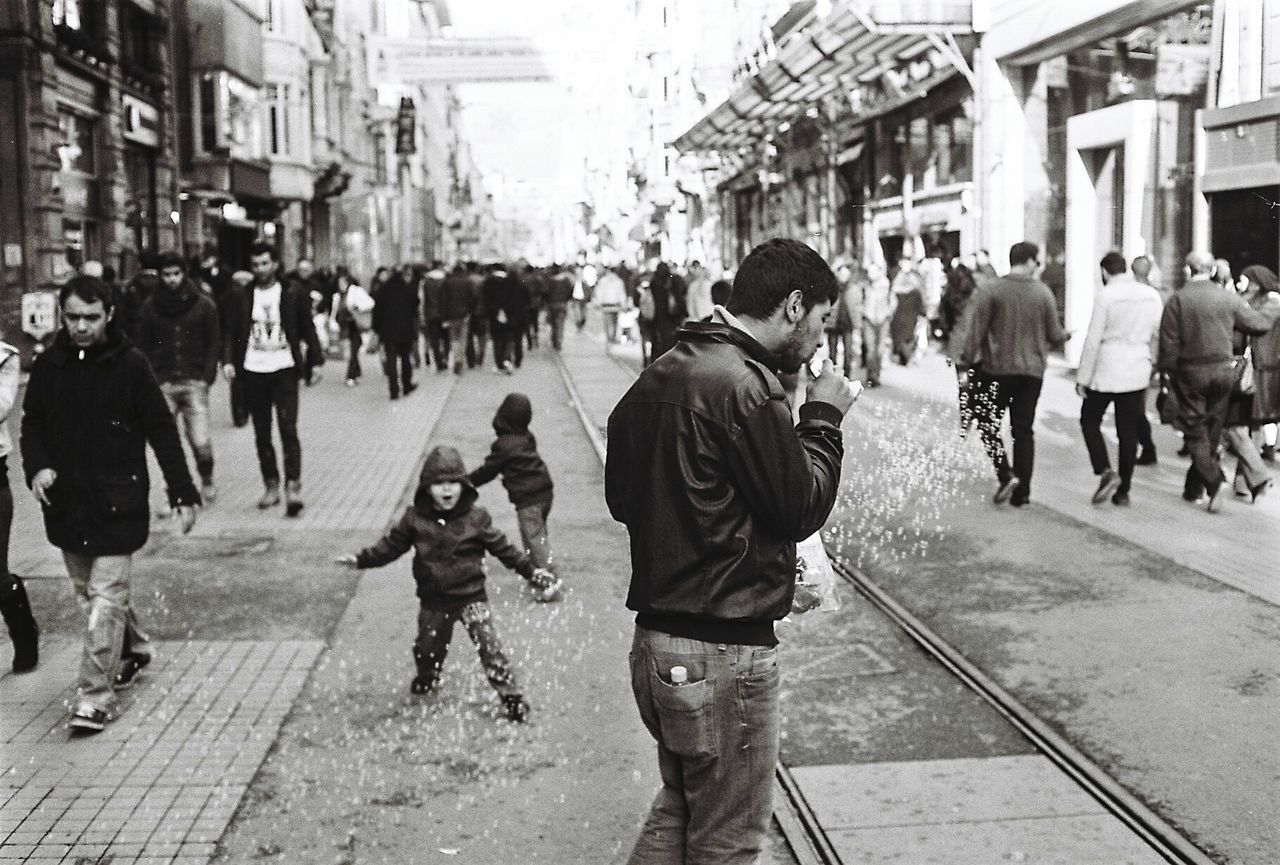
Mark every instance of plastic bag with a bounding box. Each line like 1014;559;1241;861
794;533;840;613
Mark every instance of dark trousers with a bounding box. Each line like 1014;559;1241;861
413;602;519;697
547;303;568;350
526;307;540;348
492;322;523;368
973;372;1043;497
425;319;448;370
1080;388;1146;494
0;461;11;577
382;339;414;397
229;376;248;427
1172;364;1235;498
345;329;362;381
242;368;301;485
467;314;489;368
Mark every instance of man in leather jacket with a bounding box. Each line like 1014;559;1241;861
606;238;858;863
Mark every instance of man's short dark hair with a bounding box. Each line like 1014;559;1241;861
1009;242;1040;268
727;238;838;320
249;241;278;261
1099;251;1126;276
59;275;114;310
158;250;186;272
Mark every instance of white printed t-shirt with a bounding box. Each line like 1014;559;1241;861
243;282;296;373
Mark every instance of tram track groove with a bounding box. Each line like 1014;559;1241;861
555;344;1211;865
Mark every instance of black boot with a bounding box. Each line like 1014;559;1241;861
411;646;441;694
0;574;39;673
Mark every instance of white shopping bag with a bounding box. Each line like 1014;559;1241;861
794;533;840;613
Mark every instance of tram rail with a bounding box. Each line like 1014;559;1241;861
553;348;1213;865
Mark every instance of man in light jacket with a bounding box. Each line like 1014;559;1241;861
1075;252;1163;506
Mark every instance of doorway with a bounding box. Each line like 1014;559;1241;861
1209;186;1280;276
1086;145;1125;257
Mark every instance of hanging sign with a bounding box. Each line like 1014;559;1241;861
395;96;416;156
122;95;160;147
22;292;58;340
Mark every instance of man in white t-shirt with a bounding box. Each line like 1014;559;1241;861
223;243;323;516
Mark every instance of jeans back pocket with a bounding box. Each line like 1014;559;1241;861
650;656;718;760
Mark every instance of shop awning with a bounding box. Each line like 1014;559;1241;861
673;3;971;153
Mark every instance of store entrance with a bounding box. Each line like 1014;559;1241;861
1210;186;1280;277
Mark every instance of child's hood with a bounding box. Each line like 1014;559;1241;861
492;392;532;435
414;445;478;516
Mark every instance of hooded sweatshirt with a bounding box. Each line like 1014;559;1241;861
467;393;554;508
355;445;534;607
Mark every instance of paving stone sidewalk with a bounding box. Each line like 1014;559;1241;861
1;361;456;865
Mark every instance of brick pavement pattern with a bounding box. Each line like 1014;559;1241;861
1;362;457;864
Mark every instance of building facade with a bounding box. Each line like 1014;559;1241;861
2;0;180;357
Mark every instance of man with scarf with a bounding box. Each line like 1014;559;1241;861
137;251;222;503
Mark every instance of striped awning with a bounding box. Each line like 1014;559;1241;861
673;2;972;153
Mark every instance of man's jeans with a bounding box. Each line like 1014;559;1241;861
64;552;148;713
161;379;214;482
445;317;469;373
1172;363;1235;497
627;626;780;865
242;368;301;485
973;372;1044;497
861;320;885;384
516;500;554;572
1080;388;1146;494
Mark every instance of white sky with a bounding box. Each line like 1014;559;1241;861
447;0;632;198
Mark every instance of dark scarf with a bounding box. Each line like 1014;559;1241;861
153;281;199;317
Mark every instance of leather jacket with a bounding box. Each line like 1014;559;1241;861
605;321;844;646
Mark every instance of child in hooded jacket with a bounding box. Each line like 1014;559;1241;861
468;393;563;599
337;445;556;723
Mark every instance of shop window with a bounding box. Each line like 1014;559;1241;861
268;84;290;157
199;75;219;152
876;119;905;198
120;2;165;93
63;217;98;270
933;101;973;186
908;116;930;191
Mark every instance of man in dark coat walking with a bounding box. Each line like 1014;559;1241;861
21;276;199;733
137;251;221;502
373;265;421;400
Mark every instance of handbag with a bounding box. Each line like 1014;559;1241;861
1233;350;1256;396
1157;376;1180;427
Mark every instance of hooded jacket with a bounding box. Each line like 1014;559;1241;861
136;278;222;384
467;393;554;508
20;328;200;555
355;446;535;607
605;320;844;647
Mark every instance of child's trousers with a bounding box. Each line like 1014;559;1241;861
413;602;520;697
516;500;554;572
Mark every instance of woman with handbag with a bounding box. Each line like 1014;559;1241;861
335;267;374;387
1228;265;1280;500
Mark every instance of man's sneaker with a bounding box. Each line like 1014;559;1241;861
993;476;1020;504
284;481;304;518
1009;494;1029;508
1111;491;1130;506
404;382;418;396
114;652;151;690
502;694;530;724
409;676;436;695
1091;469;1120;505
258;484;281;509
1136;448;1157;466
201;481;217;505
67;705;110;733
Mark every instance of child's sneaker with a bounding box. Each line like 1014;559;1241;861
502;694;530;723
409;676;436;695
114;652;151;690
533;578;563;603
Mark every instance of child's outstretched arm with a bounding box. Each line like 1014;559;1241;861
466;439;511;488
335;508;416;568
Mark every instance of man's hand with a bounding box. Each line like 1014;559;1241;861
1075;383;1088;399
222;363;236;383
31;468;57;506
805;359;859;415
175;505;197;535
334;553;359;568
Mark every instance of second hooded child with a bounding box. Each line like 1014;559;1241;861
468;393;562;601
336;445;557;723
